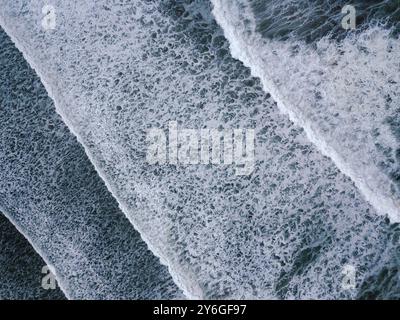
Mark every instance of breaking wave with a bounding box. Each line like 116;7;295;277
211;0;400;223
0;0;398;299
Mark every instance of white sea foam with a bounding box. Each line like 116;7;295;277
211;0;400;223
0;28;182;300
0;213;66;299
1;0;398;299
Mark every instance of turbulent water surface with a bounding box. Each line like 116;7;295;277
251;0;400;42
0;0;399;299
0;214;65;299
212;0;400;223
0;28;181;300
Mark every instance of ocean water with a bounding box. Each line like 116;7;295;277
0;214;65;300
251;0;400;42
212;0;400;223
0;0;398;299
0;28;181;300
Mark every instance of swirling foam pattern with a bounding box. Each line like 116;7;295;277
0;0;398;298
0;28;181;300
212;0;400;223
0;214;65;300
